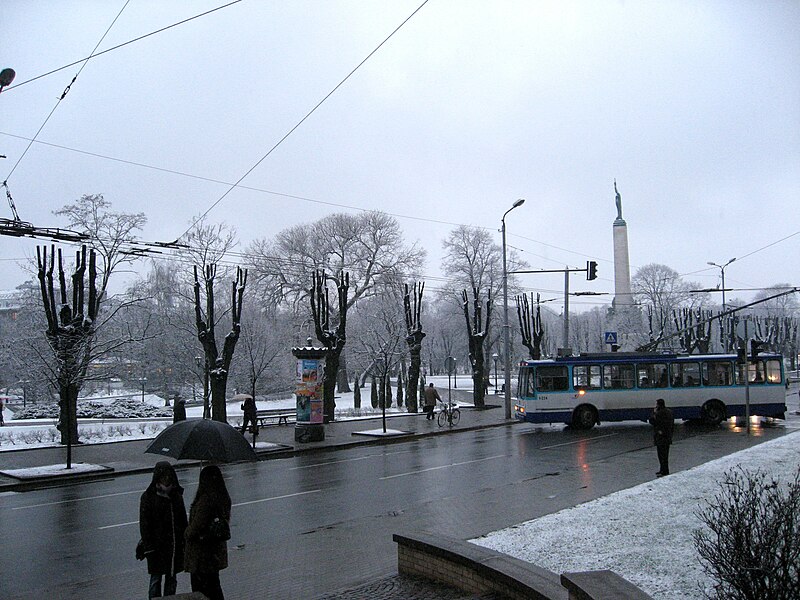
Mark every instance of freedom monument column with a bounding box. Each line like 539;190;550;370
612;180;632;309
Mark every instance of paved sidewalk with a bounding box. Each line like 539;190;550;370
0;392;512;492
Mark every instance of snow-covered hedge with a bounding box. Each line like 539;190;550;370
13;399;172;420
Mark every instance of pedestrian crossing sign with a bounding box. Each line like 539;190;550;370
604;331;618;345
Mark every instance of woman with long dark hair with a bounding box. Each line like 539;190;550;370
139;461;188;598
184;465;231;600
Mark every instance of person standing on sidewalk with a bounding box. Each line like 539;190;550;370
649;399;674;476
185;465;232;600
240;395;257;435
139;461;188;598
423;383;441;420
172;395;186;423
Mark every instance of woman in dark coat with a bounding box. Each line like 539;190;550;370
184;464;232;600
139;461;188;598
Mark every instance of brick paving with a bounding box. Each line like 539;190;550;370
314;574;505;600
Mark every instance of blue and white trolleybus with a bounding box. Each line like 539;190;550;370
514;352;786;429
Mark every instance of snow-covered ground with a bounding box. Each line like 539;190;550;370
0;375;472;451
472;430;800;600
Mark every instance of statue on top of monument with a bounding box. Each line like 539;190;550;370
614;179;623;221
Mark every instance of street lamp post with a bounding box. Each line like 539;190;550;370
708;258;736;350
376;356;386;433
492;353;499;391
138;377;147;403
195;355;210;419
453;357;457;388
502;198;525;419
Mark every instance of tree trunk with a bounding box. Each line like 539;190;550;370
57;382;79;446
336;353;351;393
406;347;421;413
210;373;228;422
322;351;340;422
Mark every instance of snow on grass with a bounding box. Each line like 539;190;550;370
471;430;800;600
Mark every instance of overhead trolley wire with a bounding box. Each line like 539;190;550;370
177;0;432;240
2;1;243;94
3;1;131;185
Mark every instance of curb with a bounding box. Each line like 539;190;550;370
0;418;516;493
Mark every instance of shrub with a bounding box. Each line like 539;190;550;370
693;465;800;600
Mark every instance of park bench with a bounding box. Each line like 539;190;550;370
255;408;295;427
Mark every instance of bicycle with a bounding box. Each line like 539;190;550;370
437;400;460;428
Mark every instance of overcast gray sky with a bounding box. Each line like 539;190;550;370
2;0;798;312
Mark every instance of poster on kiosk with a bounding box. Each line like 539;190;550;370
295;358;324;425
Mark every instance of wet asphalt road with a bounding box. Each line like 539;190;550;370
2;410;797;600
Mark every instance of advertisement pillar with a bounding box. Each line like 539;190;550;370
292;344;326;443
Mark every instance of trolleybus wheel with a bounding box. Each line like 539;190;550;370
702;400;726;426
572;404;597;430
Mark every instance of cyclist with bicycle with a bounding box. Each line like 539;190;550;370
423;383;440;420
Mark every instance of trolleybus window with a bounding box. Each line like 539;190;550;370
703;361;733;386
670;362;700;387
637;363;667;388
603;364;635;389
765;359;782;383
536;365;569;392
736;360;768;384
573;365;602;390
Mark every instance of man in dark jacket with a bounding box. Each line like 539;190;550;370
139;461;188;598
240;395;258;435
423;383;441;420
649;399;674;477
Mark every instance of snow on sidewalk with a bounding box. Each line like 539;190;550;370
472;430;800;600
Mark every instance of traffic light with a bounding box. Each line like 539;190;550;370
750;339;764;361
586;260;598;281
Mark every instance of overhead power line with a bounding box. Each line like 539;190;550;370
2;1;243;94
177;0;431;240
3;1;131;186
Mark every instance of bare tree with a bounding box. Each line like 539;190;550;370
517;292;545;359
53;194;146;305
193;264;247;422
36;245;98;463
461;286;492;408
309;270;350;422
632;264;698;338
235;305;288;398
403;281;425;413
248;211;425;392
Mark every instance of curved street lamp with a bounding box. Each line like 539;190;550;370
502;198;525;419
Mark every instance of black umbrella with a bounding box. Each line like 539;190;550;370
145;418;258;462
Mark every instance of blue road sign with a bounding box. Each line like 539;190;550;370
604;331;618;345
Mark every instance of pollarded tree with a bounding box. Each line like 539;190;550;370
442;225;525;388
517;292;545;359
247;211;425;392
36;245;97;462
309;270;350;422
403;281;425;412
193;264;247;422
462;286;492;408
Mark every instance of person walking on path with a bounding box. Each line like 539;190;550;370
240;395;257;435
423;383;441;420
172;395;186;423
649;398;674;476
139;461;188;598
184;465;232;600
